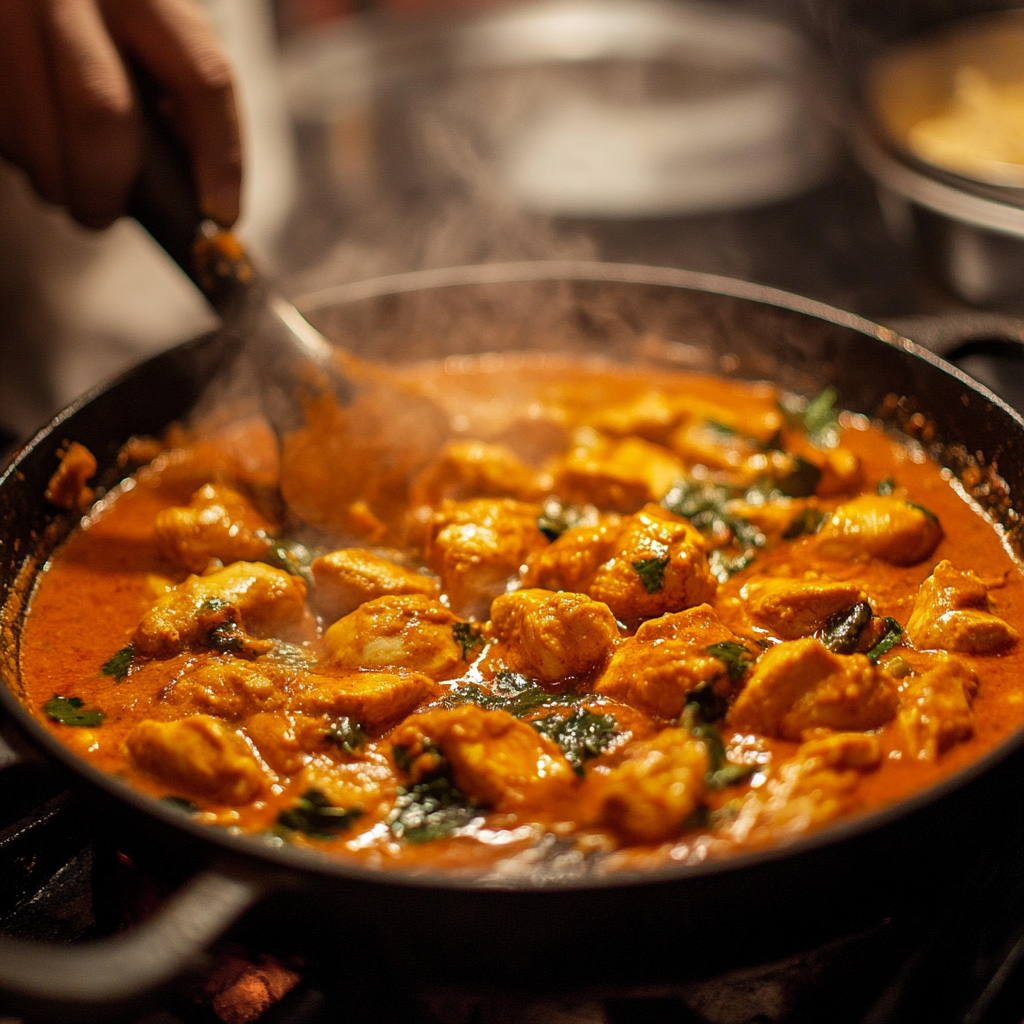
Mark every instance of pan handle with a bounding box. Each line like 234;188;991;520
0;863;267;1022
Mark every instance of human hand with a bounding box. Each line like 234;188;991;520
0;0;242;229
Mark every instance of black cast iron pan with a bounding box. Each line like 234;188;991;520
1;260;1023;1021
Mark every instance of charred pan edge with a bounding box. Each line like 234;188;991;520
877;392;1024;560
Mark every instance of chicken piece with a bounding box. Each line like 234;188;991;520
724;746;866;844
323;594;465;680
906;560;1019;654
796;731;882;771
311;549;440;623
588;391;684;443
422;498;549;618
897;655;979;761
291;670;440;732
45;442;96;511
299;753;397;819
727;638;899;740
525;503;716;623
597;728;709;843
489;589;619;683
743;576;868;640
155;484;273;574
409;440;542;507
133;562;311;659
245;713;331;774
390;705;575;811
669;420;758;472
167;659;278;719
126;715;267;804
550;434;685;513
815;495;942;565
521;515;621;592
596;604;748;718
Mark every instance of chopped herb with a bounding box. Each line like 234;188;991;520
706;640;755;683
446;671;568;718
265;539;315;586
537;497;593;541
866;618;903;664
43;695;105;728
775;457;822;499
886;654;912;678
633;556;670;594
877;477;896;496
100;644;133;680
803;387;841;448
276;789;362;840
200;597;228;613
684;681;730;722
906;501;939;524
704;420;738;437
207;620;244;654
390;777;477;843
161;796;199;814
662;479;766;582
324;717;367;754
453;622;485;660
820;602;873;654
391;743;415;774
530;710;617;775
706;762;757;791
782;507;827;539
682;699;754;790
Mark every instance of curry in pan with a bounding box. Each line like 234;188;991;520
19;354;1024;874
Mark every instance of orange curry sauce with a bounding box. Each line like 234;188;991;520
19;356;1024;876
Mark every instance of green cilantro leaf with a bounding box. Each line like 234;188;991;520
43;695;105;728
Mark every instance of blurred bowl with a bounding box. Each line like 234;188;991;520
851;9;1024;310
281;0;836;220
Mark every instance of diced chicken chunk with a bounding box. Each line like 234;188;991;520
588;391;684;443
743;576;868;640
489;589;619;683
167;659;278;719
596;604;748;718
155;484;273;573
727;638;899;740
45;442;96;511
669;420;758;472
291;670;440;732
312;549;440;622
524;503;717;623
133;563;310;658
409;440;541;507
597;728;709;843
815;496;942;565
390;705;575;810
906;560;1019;654
724;745;867;844
897;655;979;761
549;434;685;513
126;715;267;804
245;712;331;774
422;498;549;617
796;731;882;771
323;594;464;680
